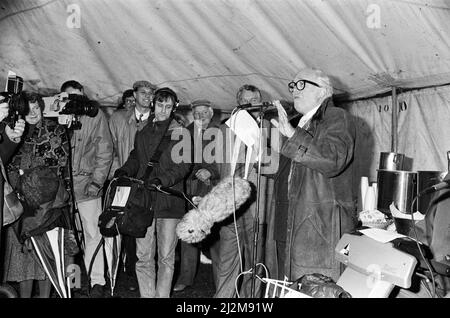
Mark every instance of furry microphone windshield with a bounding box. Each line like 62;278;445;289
176;176;251;243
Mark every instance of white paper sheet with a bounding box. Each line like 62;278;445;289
358;228;406;244
225;110;259;148
226;110;260;179
111;186;131;207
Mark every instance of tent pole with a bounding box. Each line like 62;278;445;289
391;86;398;152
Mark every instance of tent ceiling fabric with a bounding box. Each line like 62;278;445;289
1;0;449;109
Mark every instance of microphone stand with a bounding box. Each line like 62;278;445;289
249;106;267;298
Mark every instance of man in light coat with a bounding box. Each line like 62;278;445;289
61;80;113;297
108;80;156;290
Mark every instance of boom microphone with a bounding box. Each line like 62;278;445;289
176;176;252;243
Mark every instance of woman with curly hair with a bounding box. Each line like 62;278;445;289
2;92;72;298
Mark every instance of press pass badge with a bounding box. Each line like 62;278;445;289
111;186;131;207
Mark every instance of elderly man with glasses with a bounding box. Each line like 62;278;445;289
271;68;357;282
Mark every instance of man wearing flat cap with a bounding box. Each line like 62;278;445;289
173;99;221;293
110;80;157;177
108;80;157;291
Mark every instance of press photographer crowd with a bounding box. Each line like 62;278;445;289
0;70;449;299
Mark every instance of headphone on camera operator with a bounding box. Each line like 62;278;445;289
151;87;179;112
150;87;183;126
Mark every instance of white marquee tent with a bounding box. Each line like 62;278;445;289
1;0;450;181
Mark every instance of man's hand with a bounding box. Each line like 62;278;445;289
85;182;102;197
145;178;162;189
270;100;295;138
192;196;202;206
5;119;26;143
0;102;9;122
195;168;211;184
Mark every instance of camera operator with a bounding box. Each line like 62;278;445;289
114;87;191;298
60;80;113;298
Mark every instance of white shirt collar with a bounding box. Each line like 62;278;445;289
298;104;321;129
134;108;150;122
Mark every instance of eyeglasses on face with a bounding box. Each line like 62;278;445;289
288;79;320;93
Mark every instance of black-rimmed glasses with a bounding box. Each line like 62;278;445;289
288;79;320;93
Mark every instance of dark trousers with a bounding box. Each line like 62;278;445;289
276;240;286;280
176;230;220;288
214;213;265;298
122;234;137;275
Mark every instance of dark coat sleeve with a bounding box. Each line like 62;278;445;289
0;124;19;164
281;109;355;178
155;138;192;187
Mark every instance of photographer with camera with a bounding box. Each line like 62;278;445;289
60;80;113;297
0;92;26;214
2;91;73;298
0;92;25;224
0;92;25;298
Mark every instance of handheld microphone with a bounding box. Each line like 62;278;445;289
235;102;273;112
235;102;293;114
419;180;450;196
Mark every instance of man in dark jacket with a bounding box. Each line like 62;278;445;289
214;85;270;298
114;87;191;298
173;99;220;292
272;68;357;282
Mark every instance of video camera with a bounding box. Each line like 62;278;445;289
43;92;99;129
